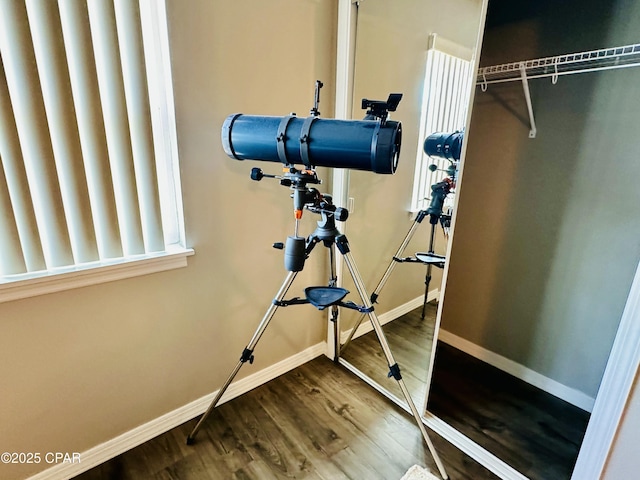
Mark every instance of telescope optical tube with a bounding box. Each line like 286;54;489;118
222;114;401;174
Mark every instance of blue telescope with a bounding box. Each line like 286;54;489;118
221;90;403;174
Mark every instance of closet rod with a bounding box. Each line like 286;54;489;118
477;43;640;85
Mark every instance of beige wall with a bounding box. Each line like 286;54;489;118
0;1;337;478
341;0;485;325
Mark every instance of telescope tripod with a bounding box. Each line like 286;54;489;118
186;190;448;480
341;208;448;352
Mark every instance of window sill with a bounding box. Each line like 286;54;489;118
0;246;194;304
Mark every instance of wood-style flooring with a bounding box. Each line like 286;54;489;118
340;302;438;404
428;343;590;480
74;305;590;479
341;305;591;480
74;356;496;480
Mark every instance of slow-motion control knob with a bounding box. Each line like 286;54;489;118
250;167;264;181
334;207;349;222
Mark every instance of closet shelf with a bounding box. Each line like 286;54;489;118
477;43;640;85
475;43;640;138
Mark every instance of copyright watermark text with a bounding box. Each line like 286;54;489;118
1;452;81;464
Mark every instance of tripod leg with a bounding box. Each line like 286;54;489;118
341;215;424;352
186;270;298;445
421;264;433;320
421;221;437;320
337;237;449;480
328;244;342;360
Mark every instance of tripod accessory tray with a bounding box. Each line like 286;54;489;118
305;286;349;309
415;252;446;268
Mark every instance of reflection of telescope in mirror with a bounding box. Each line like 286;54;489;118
355;130;465;325
424;130;463;183
423;130;463;234
424;130;463;162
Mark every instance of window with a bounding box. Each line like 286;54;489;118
411;34;474;212
0;0;191;302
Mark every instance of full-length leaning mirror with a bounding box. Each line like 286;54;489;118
335;0;487;432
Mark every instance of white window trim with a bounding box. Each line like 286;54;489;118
0;246;193;303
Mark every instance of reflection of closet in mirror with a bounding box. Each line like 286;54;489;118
425;1;640;479
335;0;486;414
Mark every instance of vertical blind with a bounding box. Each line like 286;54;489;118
411;46;472;212
0;0;172;278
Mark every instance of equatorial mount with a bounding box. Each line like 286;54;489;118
249;165;347;222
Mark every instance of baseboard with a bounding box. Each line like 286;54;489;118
438;329;595;412
422;412;529;480
340;290;439;343
28;342;327;480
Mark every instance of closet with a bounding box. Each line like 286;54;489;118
426;0;640;478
